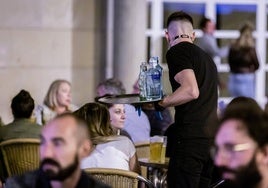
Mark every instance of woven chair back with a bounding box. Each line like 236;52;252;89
0;138;40;177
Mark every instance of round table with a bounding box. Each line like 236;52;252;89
138;158;169;188
138;158;169;169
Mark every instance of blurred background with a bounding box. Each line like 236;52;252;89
0;0;267;123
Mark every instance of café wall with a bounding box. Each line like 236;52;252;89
0;0;147;124
0;0;105;123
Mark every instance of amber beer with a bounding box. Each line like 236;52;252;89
150;141;163;162
150;136;167;163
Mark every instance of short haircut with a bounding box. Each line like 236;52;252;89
11;89;35;119
166;11;193;28
199;17;211;29
219;97;268;147
97;78;126;96
53;112;90;142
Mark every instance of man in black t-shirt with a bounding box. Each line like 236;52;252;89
158;11;218;188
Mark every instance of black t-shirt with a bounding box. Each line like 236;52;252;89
166;42;218;139
5;169;111;188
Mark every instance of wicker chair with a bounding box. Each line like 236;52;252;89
135;141;150;178
0;138;40;177
135;141;150;159
85;168;155;188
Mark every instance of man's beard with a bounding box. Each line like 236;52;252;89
40;155;79;181
218;156;261;188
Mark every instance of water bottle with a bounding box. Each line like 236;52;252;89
138;62;147;101
146;57;162;100
155;56;163;98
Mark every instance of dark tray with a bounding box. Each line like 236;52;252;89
97;94;161;104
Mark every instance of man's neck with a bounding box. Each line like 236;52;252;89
50;170;81;188
169;38;192;48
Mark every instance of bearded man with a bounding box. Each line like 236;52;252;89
5;113;110;188
213;97;268;188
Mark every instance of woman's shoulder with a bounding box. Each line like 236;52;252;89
69;104;79;111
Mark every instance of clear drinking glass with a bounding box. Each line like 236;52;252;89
149;136;167;163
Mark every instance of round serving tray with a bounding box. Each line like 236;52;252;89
97;94;161;104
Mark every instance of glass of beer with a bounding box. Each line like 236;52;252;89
149;136;167;163
160;136;167;163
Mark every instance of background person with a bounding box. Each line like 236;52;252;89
196;17;229;59
35;79;78;125
102;102;132;140
96;78;150;143
160;11;218;187
196;17;229;91
5;113;110;188
0;89;42;181
212;97;268;188
227;22;259;98
74;102;141;174
0;89;41;142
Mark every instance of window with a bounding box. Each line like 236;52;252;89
147;0;267;104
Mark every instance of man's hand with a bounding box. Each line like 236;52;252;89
154;101;165;111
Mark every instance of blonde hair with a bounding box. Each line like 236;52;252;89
73;102;117;145
43;79;71;110
234;22;255;48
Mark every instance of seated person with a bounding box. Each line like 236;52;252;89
97;78;150;143
0;90;42;181
5;113;110;188
0;89;41;142
74;102;141;174
102;102;132;140
35;79;78;125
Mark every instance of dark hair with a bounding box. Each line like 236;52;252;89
199;17;211;29
166;11;193;28
219;97;268;147
11;89;35;119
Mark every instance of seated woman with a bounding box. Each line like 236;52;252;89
35;79;78;125
73;102;141;174
102;102;132;140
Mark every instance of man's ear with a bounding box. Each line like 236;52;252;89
263;145;268;164
79;139;92;158
165;30;171;43
191;31;196;42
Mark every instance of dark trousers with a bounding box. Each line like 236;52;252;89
167;138;214;188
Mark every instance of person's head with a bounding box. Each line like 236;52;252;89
44;79;72;111
213;97;268;187
40;113;91;181
73;102;114;144
11;89;35;119
199;17;215;35
165;11;195;48
106;103;126;131
236;22;255;48
96;78;126;97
